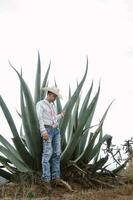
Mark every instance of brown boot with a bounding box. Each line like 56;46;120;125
51;178;73;191
42;181;52;192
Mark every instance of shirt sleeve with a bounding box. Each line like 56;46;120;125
52;103;62;121
56;114;62;120
36;102;47;136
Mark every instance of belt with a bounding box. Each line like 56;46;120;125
45;125;58;128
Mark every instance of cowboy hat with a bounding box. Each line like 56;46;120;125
42;86;62;99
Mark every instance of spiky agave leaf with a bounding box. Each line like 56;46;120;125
93;128;103;164
40;61;51;99
54;78;62;114
61;84;100;164
0;96;34;169
60;59;88;150
0;168;12;180
0;155;17;174
34;51;41;104
75;101;114;165
20;87;36;159
9;63;42;170
0;145;31;172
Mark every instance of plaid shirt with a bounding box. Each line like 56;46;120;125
36;99;62;136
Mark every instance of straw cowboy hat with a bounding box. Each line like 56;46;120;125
42;86;62;99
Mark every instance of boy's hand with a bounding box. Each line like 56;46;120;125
42;132;49;141
61;111;65;118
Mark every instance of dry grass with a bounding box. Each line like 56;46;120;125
1;166;133;199
0;181;133;200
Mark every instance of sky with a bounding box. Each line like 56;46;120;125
0;0;133;146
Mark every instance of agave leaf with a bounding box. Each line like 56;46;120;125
91;155;109;174
78;82;97;154
0;95;36;169
61;85;73;150
34;51;41;104
87;134;112;163
67;94;80;143
79;81;93;121
111;163;126;175
40;61;51;99
66;85;72;142
61;84;100;164
60;59;88;150
0;96;19;138
91;100;114;138
20;89;36;157
75;101;114;164
106;134;112;149
93;128;103;164
73;94;80;130
70;97;80;159
0;169;12;180
12;136;35;170
19;125;27;147
0;145;31;172
0;155;11;163
16;109;21;118
54;79;62;114
0;155;17;173
75;131;99;164
9;63;42;170
0;96;34;161
0;134;23;162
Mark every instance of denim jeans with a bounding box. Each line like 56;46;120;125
42;127;61;182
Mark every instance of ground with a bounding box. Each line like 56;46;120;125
1;181;133;200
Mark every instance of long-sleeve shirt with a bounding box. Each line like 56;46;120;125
36;99;62;136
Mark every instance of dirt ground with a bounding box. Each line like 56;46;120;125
1;181;133;200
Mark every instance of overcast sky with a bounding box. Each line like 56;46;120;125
0;0;133;145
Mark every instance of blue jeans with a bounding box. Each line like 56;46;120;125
42;127;61;182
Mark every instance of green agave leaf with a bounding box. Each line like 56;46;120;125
93;128;103;164
0;96;35;165
70;97;80;160
0;145;31;172
90;100;114;138
12;136;35;170
60;59;88;150
75;131;99;164
91;155;109;174
0;155;17;173
106;134;112;149
73;94;80;131
20;89;36;158
9;63;42;170
54;79;62;114
40;61;51;99
19;125;27;147
79;81;93;121
0;96;19;138
78;82;97;154
16;109;21;118
34;51;41;104
67;95;80;143
66;85;72;143
75;101;114;164
0;134;23;162
111;163;126;175
61;83;100;164
87;134;112;163
0;169;12;180
0;155;11;163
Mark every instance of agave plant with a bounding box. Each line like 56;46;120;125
0;52;120;182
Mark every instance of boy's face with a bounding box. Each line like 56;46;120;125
49;93;57;102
